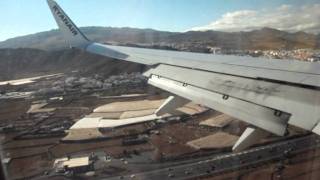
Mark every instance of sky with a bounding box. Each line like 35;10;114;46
0;0;319;41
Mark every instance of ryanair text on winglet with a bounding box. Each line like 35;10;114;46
52;5;78;36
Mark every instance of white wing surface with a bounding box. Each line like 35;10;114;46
47;0;320;151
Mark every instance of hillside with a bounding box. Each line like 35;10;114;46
0;48;144;81
0;27;319;51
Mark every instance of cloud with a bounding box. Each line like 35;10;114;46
190;4;320;34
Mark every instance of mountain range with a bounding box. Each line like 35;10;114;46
0;27;319;51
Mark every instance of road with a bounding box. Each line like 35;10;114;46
107;134;320;180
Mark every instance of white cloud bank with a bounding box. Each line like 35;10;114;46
190;4;320;34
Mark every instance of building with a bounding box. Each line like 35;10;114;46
54;156;93;174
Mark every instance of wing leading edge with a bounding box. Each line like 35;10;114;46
47;0;320;151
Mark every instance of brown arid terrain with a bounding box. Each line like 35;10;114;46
0;26;319;180
0;48;145;81
0;46;319;179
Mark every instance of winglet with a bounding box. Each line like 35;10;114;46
47;0;90;48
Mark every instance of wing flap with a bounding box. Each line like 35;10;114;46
148;74;288;135
145;64;320;131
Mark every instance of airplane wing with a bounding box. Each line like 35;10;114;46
47;0;320;151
